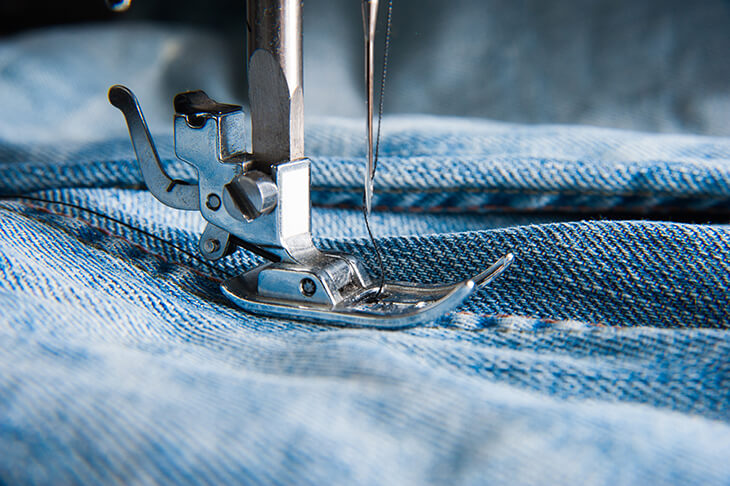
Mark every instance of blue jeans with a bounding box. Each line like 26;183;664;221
1;24;729;485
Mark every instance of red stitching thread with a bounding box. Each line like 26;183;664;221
311;185;730;199
315;202;730;214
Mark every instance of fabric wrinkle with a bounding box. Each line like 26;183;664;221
1;18;729;486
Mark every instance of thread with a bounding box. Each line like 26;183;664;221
362;0;393;299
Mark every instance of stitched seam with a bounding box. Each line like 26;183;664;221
0;205;575;327
0;205;236;309
6;203;724;330
433;326;729;334
4;159;729;199
433;312;729;333
2;210;714;331
440;311;605;330
315;202;730;214
312;186;730;199
0;202;224;285
7;179;727;200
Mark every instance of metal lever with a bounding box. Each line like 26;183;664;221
109;85;200;210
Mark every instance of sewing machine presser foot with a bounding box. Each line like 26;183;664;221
109;85;512;328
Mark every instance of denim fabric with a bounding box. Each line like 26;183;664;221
1;25;730;486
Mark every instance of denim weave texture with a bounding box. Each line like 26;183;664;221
1;24;730;486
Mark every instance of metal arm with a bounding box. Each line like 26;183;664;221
108;85;200;210
107;0;514;328
247;0;304;166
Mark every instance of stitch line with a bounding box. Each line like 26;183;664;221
2;208;700;331
428;321;726;334
5;158;730;200
0;204;572;327
2;196;234;278
5;202;723;330
311;185;730;199
0;204;237;310
316;202;730;216
0;202;227;286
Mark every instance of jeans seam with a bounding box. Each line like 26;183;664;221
312;186;730;199
4;158;729;200
0;202;225;286
316;202;730;214
4;204;725;331
432;311;605;331
0;204;605;329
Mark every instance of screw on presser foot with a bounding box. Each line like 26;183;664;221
108;0;513;328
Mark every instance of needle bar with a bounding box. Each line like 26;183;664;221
362;0;380;215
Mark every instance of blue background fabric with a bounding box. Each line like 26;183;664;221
99;0;730;135
1;22;730;485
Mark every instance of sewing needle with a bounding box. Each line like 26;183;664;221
362;0;379;216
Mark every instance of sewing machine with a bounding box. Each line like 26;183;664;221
107;0;513;327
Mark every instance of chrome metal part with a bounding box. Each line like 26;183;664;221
105;0;131;12
247;0;304;166
361;0;380;215
109;85;200;210
223;171;278;221
222;254;514;328
110;86;329;263
199;223;235;261
109;1;514;328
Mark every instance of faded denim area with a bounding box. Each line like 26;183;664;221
1;11;730;486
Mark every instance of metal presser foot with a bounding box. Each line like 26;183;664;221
109;0;513;328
